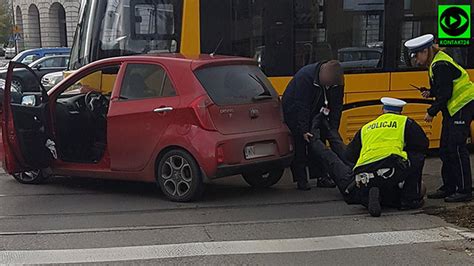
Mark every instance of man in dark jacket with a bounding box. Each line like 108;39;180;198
309;97;429;216
282;60;345;190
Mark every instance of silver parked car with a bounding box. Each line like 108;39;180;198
338;47;383;69
4;47;16;59
41;71;64;91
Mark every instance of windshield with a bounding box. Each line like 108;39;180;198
11;51;28;62
69;0;183;70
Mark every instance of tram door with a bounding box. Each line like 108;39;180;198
200;0;294;77
262;0;294;76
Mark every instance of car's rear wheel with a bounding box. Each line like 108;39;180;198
242;169;284;188
156;149;204;202
13;169;48;184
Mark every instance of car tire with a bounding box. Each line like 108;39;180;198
11;78;23;92
13;169;48;184
156;149;204;202
242;169;284;188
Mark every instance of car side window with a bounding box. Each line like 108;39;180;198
162;75;177;97
61;65;120;95
120;63;177;100
21;54;39;64
41;58;63;68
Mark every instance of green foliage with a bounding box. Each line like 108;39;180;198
0;0;12;45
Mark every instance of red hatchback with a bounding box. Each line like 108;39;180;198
1;54;293;201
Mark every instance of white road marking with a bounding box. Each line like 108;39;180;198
0;227;466;264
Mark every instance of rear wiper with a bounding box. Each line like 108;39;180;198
248;74;273;101
252;95;273;101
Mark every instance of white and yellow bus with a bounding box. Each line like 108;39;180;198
69;0;474;148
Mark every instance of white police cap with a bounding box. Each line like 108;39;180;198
381;97;406;112
404;34;434;57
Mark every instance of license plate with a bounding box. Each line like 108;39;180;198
244;143;276;159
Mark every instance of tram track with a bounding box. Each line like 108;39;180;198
0;198;343;220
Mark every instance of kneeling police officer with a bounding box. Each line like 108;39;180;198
310;97;429;217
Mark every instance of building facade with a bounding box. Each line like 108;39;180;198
12;0;80;51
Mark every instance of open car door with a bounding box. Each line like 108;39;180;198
1;61;56;174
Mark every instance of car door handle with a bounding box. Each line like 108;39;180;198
153;107;173;113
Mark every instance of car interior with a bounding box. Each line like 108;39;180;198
54;65;119;163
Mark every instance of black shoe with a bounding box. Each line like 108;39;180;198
317;177;336;188
399;199;425;210
297;183;311;191
368;187;381;217
427;190;454;199
444;193;472;203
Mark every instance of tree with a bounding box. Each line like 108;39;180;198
0;0;12;45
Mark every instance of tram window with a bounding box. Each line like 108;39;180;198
294;0;385;73
397;0;471;69
69;0;183;70
133;3;175;36
200;0;294;77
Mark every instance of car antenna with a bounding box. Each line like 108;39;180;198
210;38;224;57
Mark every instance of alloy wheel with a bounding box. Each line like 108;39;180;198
161;155;193;197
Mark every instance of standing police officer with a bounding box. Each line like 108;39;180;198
405;34;473;202
310;98;429;217
282;60;345;190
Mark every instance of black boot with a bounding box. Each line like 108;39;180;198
317;176;337;188
297;182;311;191
444;193;472;203
399;199;425;210
427;189;454;199
368;187;381;217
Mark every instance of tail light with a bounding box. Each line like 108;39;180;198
191;95;217;131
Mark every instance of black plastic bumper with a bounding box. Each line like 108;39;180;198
213;153;294;179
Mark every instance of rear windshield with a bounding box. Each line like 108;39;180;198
194;64;278;105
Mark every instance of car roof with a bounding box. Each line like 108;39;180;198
16;47;70;56
79;53;257;71
22;47;71;52
338;47;383;53
37;54;70;59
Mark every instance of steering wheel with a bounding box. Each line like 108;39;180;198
84;90;106;113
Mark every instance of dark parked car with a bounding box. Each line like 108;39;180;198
0;55;69;92
7;47;70;65
1;54;293;202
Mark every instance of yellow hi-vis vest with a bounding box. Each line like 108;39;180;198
429;51;474;116
355;113;408;169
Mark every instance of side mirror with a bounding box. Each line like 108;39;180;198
21;95;36;106
36;64;42;71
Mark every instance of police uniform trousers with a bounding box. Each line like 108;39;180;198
310;140;425;207
439;101;474;195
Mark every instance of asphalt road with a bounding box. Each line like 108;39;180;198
0;155;472;264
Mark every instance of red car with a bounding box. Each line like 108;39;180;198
1;54;293;202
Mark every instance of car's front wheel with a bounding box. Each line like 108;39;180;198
11;78;23;92
13;169;48;184
156;149;204;202
242;169;284;188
